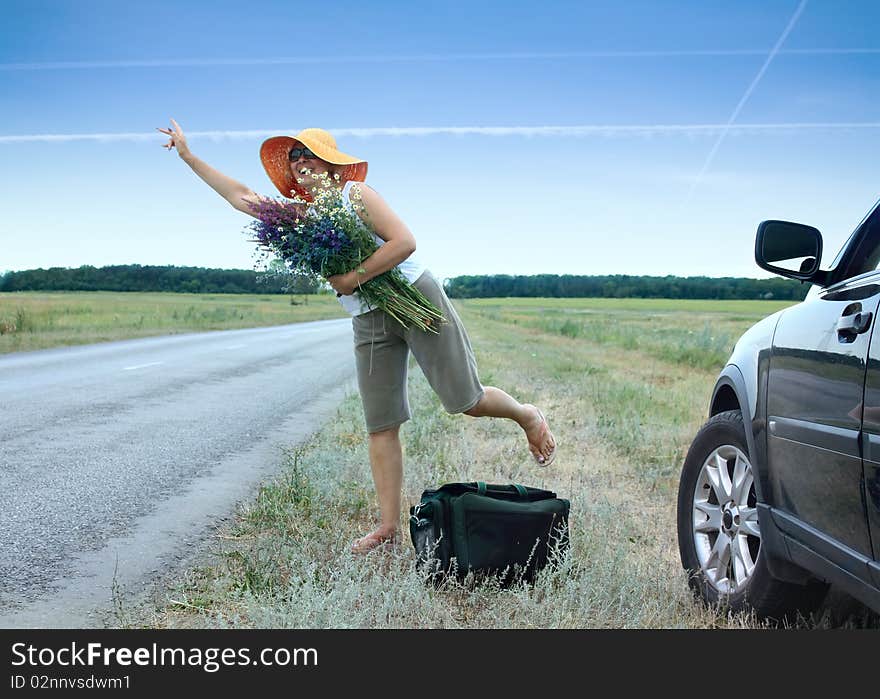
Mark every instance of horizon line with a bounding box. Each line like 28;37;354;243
0;264;796;281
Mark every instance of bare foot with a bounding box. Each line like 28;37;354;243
351;525;398;554
522;404;556;466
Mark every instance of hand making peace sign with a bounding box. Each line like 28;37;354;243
156;118;191;158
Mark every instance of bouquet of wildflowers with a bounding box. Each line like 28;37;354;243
245;173;444;332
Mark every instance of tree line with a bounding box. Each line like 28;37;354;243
443;274;809;301
0;266;809;301
0;264;322;295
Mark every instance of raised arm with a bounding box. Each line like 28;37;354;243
157;119;265;217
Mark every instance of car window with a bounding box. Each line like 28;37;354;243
827;201;880;283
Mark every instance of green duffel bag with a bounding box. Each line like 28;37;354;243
409;481;570;586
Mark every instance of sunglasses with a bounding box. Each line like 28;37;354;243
288;146;318;162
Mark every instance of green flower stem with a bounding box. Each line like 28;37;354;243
252;183;446;333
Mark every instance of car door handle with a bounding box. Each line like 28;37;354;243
837;310;873;338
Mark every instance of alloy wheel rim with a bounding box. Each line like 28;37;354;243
692;444;761;595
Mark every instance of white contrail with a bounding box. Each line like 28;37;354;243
0;130;279;143
1;46;878;70
684;0;809;205
2;122;880;144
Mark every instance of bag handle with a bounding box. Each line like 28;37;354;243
476;481;529;500
475;482;529;499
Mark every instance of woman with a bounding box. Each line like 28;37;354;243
157;120;557;553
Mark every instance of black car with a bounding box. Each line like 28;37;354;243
677;199;880;619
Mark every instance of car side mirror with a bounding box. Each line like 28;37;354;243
755;220;823;281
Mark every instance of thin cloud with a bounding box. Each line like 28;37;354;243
0;130;280;144
2;47;879;71
684;0;809;205
3;122;880;144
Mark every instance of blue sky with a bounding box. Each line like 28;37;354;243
2;0;879;282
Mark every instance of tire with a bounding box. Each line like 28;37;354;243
677;410;827;621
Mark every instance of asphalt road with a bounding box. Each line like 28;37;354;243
0;318;356;627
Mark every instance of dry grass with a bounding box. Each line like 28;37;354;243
0;291;348;354
124;297;875;629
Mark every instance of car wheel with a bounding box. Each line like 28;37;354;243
677;409;827;621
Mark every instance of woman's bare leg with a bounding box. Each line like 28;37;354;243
464;386;556;464
352;425;403;552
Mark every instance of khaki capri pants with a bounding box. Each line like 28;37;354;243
352;270;484;433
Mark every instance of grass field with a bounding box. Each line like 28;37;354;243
4;292;873;627
93;294;871;630
0;291;348;354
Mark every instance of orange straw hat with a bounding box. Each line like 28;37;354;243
259;128;368;200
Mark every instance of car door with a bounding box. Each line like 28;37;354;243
860;326;880;580
765;219;880;570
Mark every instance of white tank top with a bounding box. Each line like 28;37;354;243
336;180;427;316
